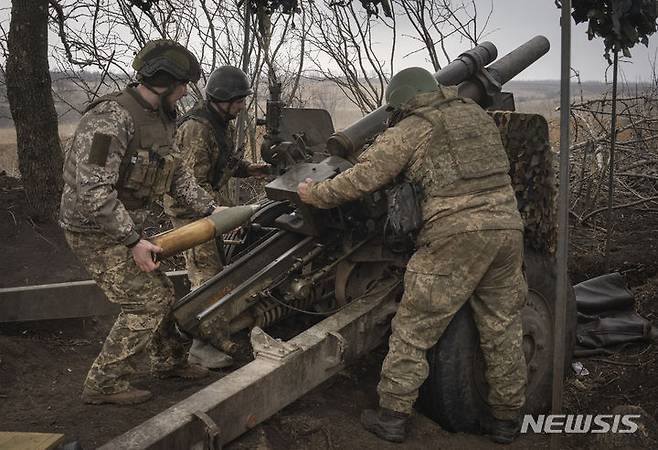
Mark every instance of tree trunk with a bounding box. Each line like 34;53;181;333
6;0;63;222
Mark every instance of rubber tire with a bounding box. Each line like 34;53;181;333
417;247;577;433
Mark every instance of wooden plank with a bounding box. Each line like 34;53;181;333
0;271;189;323
0;432;65;450
100;281;400;449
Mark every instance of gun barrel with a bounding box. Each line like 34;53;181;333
436;41;497;85
487;35;549;85
327;36;548;157
327;41;498;156
457;35;550;103
150;205;260;258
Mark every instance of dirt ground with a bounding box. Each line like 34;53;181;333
1;171;657;449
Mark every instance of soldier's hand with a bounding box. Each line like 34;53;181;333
131;239;162;272
297;177;314;204
247;163;271;178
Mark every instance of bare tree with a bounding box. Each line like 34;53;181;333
394;0;493;71
567;80;658;230
0;0;497;216
306;0;395;114
305;0;493;114
6;0;63;221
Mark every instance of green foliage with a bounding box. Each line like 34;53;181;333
570;0;658;63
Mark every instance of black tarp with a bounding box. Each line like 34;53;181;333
574;273;656;357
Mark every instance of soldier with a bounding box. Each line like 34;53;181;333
297;67;528;444
164;66;270;369
60;40;223;405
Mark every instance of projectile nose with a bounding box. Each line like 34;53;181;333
208;204;261;235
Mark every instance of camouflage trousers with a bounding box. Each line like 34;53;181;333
171;217;223;289
65;230;189;394
377;229;528;420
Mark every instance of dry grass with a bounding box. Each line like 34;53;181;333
0;143;18;177
0;124;76;177
0;126;19;177
0;127;17;144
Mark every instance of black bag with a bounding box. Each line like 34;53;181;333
384;181;423;251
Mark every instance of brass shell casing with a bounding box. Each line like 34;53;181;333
149;204;260;259
151;218;215;258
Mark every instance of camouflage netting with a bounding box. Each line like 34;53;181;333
491;112;558;255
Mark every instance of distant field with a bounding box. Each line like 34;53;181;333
0;124;76;177
0;78;619;178
0;96;565;178
0;127;19;177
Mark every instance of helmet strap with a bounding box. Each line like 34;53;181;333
143;82;178;121
387;106;411;127
209;100;234;120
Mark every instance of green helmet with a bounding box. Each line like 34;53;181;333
385;67;438;109
133;39;201;85
205;66;253;102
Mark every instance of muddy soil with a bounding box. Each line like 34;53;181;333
1;172;657;449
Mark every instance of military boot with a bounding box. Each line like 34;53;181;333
482;415;522;444
360;407;409;443
81;386;152;405
188;339;234;369
155;362;209;380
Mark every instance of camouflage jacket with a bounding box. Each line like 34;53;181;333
59;91;216;246
305;88;523;243
164;103;250;218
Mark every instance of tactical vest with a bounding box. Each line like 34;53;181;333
408;96;511;197
85;87;176;210
179;101;241;190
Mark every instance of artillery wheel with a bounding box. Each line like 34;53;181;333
417;247;577;433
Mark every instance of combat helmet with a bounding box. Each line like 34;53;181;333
385;67;438;109
133;39;201;86
205;66;253;102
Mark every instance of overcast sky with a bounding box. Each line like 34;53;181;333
390;0;658;82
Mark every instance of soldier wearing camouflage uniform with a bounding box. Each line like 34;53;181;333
164;66;269;368
297;67;527;444
60;40;221;405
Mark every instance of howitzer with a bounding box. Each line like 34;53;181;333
107;35;574;448
172;34;561;366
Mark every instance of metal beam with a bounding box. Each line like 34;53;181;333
0;271;189;322
552;2;571;450
99;281;400;449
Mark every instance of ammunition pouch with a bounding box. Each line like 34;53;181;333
384;181;423;252
119;150;175;206
153;154;176;196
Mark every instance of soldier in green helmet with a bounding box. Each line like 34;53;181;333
164;65;270;369
60;40;224;405
297;67;528;444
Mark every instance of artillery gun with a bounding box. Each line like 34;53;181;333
103;36;577;449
